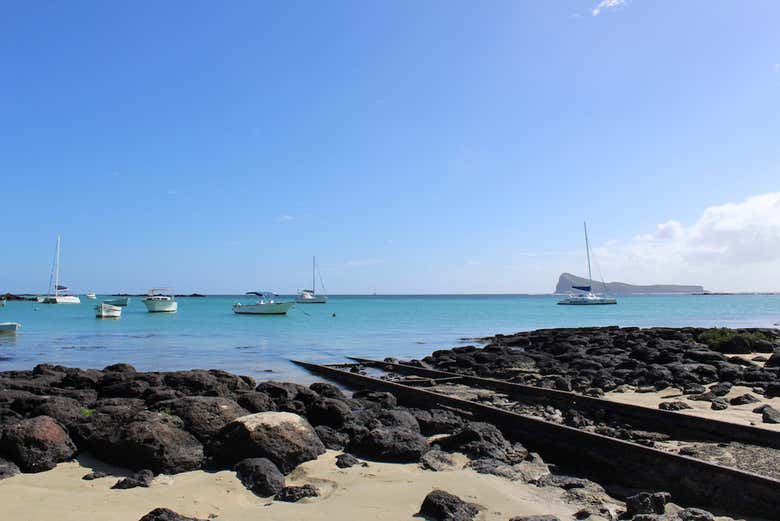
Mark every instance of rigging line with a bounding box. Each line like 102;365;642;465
317;265;328;295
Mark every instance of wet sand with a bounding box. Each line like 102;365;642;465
0;451;583;521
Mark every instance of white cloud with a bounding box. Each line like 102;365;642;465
592;0;625;16
466;260;481;266
276;214;294;222
595;193;780;291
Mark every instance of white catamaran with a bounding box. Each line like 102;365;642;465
296;256;328;304
39;236;81;304
558;223;617;306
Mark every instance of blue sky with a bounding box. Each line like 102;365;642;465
2;1;779;294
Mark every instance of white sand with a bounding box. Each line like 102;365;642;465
0;451;583;521
604;385;780;432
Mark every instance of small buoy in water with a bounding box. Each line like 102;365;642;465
332;313;336;317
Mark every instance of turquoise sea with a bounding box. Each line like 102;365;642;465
1;295;778;383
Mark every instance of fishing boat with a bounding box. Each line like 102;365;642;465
105;297;131;307
95;303;121;318
0;322;21;334
233;292;295;315
296;256;328;303
40;236;81;304
143;288;178;313
558;223;617;306
86;292;97;300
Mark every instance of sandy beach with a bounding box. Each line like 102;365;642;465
604;384;780;432
0;451;585;521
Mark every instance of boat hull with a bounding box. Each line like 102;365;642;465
557;298;617;305
0;322;21;334
144;299;178;313
95;304;121;318
105;297;130;307
40;295;81;304
233;302;294;315
295;295;328;304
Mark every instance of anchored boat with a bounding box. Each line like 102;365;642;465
104;297;131;307
0;322;21;334
95;303;121;318
296;256;328;304
39;236;80;304
558;222;617;305
234;292;294;315
143;288;178;313
86;292;97;300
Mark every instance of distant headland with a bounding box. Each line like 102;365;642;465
555;272;704;295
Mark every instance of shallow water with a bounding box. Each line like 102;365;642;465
0;294;778;382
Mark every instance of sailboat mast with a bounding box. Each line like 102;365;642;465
54;235;61;297
583;222;592;286
312;256;316;294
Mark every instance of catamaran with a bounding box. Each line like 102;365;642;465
39;236;81;304
234;292;295;315
143;288;178;313
558;223;617;306
296;256;328;303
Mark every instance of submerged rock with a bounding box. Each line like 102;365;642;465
418;489;479;521
209;412;325;473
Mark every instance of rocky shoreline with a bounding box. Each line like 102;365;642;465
408;327;780;419
2;327;777;520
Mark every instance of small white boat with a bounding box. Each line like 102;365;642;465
95;303;121;318
0;298;5;308
0;322;21;334
143;288;178;313
86;293;97;300
558;222;617;306
105;297;130;307
296;256;328;303
40;236;81;304
234;292;295;315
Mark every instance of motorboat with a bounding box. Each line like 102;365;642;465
296;256;328;304
143;288;178;313
39;236;81;304
233;292;295;315
95;303;121;318
105;297;131;307
86;293;97;300
0;322;21;334
558;222;617;306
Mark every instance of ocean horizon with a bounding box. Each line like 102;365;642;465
1;294;778;383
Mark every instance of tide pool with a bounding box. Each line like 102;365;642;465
0;294;778;382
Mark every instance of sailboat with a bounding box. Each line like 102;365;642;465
557;223;617;306
39;236;81;304
296;256;328;303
